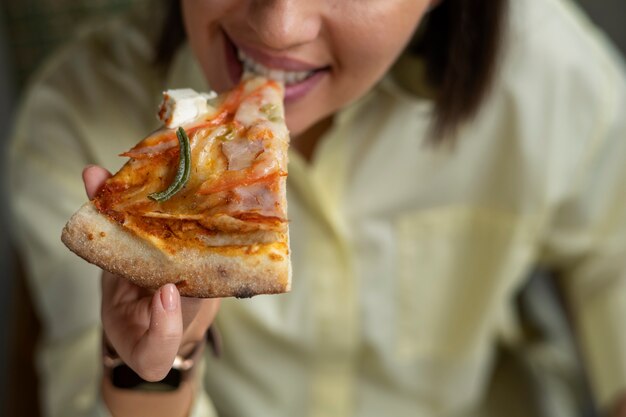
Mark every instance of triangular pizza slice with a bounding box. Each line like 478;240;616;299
62;77;291;298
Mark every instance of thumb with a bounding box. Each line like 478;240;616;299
130;284;183;382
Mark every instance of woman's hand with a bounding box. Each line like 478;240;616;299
83;165;220;381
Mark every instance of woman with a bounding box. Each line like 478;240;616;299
9;0;626;416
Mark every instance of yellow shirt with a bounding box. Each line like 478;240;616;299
8;0;626;416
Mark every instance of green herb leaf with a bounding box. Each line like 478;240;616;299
148;127;191;202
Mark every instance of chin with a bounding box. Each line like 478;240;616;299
285;114;315;138
284;99;333;138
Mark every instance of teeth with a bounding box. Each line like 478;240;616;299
237;49;313;85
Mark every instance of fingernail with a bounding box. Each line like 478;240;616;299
82;164;96;175
161;284;178;311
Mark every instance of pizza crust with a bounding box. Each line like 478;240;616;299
61;202;291;298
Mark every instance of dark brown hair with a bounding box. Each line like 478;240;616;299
411;0;509;142
155;0;509;142
154;0;185;67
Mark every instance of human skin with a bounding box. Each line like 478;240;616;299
83;168;219;378
96;0;626;416
181;0;433;138
98;1;437;414
104;0;433;374
86;166;220;417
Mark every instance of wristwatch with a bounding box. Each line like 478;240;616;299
102;335;205;391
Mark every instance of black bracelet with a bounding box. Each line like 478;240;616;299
110;364;183;391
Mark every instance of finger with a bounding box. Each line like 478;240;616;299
129;284;183;381
102;276;183;381
194;298;220;331
101;273;152;363
180;298;221;349
180;297;204;329
82;165;112;199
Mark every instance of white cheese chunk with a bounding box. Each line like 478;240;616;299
158;88;218;128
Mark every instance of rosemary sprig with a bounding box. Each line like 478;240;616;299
148;127;192;202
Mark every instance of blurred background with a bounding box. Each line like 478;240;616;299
0;0;151;412
0;0;624;415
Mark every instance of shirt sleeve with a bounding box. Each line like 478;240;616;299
539;53;626;409
9;62;104;417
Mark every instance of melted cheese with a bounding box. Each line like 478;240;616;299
95;77;289;246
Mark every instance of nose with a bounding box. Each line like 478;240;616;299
247;0;322;51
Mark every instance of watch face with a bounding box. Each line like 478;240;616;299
111;364;182;391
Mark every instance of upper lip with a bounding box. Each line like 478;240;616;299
230;39;325;72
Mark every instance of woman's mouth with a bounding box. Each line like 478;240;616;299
223;33;328;103
238;49;314;85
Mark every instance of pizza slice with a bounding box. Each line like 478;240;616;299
62;76;291;298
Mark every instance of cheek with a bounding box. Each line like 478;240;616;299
334;2;428;77
285;7;428;136
181;1;214;61
181;0;209;37
181;1;232;91
182;0;244;49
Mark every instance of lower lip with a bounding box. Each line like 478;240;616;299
223;33;327;104
283;70;326;104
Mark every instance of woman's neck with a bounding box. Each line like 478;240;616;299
291;116;334;163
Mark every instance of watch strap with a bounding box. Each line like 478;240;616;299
102;332;206;391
